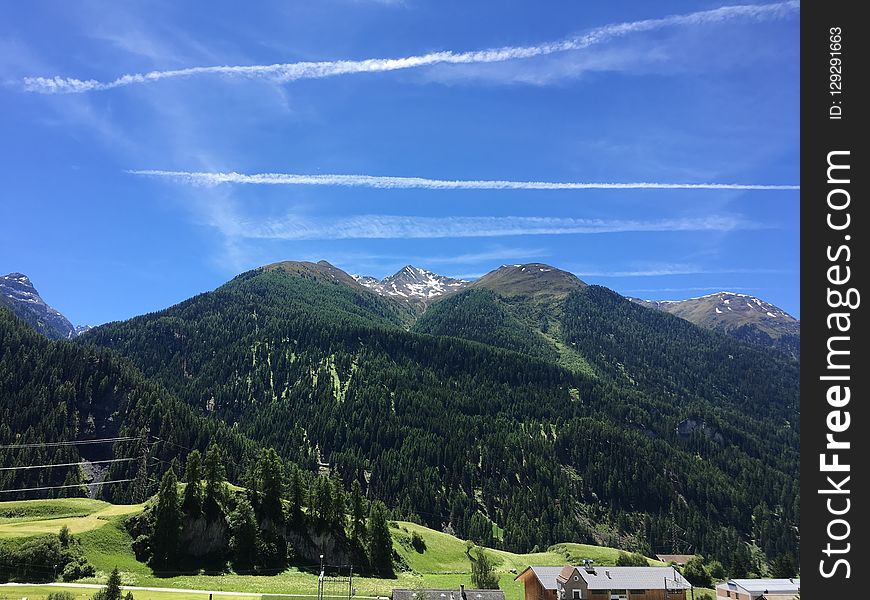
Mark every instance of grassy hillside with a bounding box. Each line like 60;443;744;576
0;499;142;537
0;500;661;600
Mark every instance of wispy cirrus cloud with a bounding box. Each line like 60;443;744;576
128;169;799;191
211;214;754;241
576;264;788;277
21;1;799;93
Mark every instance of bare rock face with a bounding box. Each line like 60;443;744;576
0;272;85;339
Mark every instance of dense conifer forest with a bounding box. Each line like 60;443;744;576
2;261;800;572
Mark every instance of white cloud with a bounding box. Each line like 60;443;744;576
22;1;799;93
128;169;799;191
211;213;753;241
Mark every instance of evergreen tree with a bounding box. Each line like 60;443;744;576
730;544;752;579
287;465;304;522
255;448;285;525
229;496;259;569
349;480;367;547
151;469;182;567
58;525;72;547
367;500;393;575
102;567;123;600
203;443;226;519
470;548;499;589
331;473;346;531
182;449;203;516
771;554;797;578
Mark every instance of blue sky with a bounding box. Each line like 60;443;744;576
0;1;800;326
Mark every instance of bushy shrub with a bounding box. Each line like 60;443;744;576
411;530;426;553
683;557;713;588
62;555;97;581
615;551;648;567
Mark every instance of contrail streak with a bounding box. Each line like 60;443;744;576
128;169;800;191
220;215;754;241
22;1;799;93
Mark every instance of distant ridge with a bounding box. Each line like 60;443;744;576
630;291;799;357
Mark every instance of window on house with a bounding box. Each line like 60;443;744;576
572;590;580;599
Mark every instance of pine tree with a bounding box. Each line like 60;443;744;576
182;449;203;516
331;473;346;531
255;448;285;525
203;443;226;519
367;500;392;575
229;496;259;569
103;567;123;600
151;468;182;567
287;465;304;522
349;480;366;546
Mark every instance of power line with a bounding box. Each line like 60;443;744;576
0;478;136;494
0;457;138;472
0;436;140;450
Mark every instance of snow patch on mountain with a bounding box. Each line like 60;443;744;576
353;265;469;302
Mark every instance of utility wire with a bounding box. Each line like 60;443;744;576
0;457;138;472
0;478;136;494
0;436;139;449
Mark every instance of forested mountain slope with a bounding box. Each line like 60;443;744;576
0;306;257;501
77;261;799;567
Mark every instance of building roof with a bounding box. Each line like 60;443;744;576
575;566;691;591
515;566;565;590
655;554;696;566
555;566;575;583
719;579;800;594
392;590;505;600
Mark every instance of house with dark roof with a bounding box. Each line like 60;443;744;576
516;563;691;600
715;578;799;600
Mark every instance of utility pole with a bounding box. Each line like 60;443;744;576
318;554;325;600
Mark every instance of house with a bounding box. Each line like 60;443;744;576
516;566;563;600
715;578;799;600
517;563;691;600
654;555;696;567
392;587;505;600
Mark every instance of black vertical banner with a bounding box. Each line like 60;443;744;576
801;1;867;597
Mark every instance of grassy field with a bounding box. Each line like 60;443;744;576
0;500;665;600
0;585;262;600
0;499;110;522
0;499;143;538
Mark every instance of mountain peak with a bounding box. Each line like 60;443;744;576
3;272;33;287
0;271;80;339
263;260;364;289
353;265;469;302
470;263;586;300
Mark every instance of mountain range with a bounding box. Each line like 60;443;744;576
351;263;800;355
0;259;800;567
